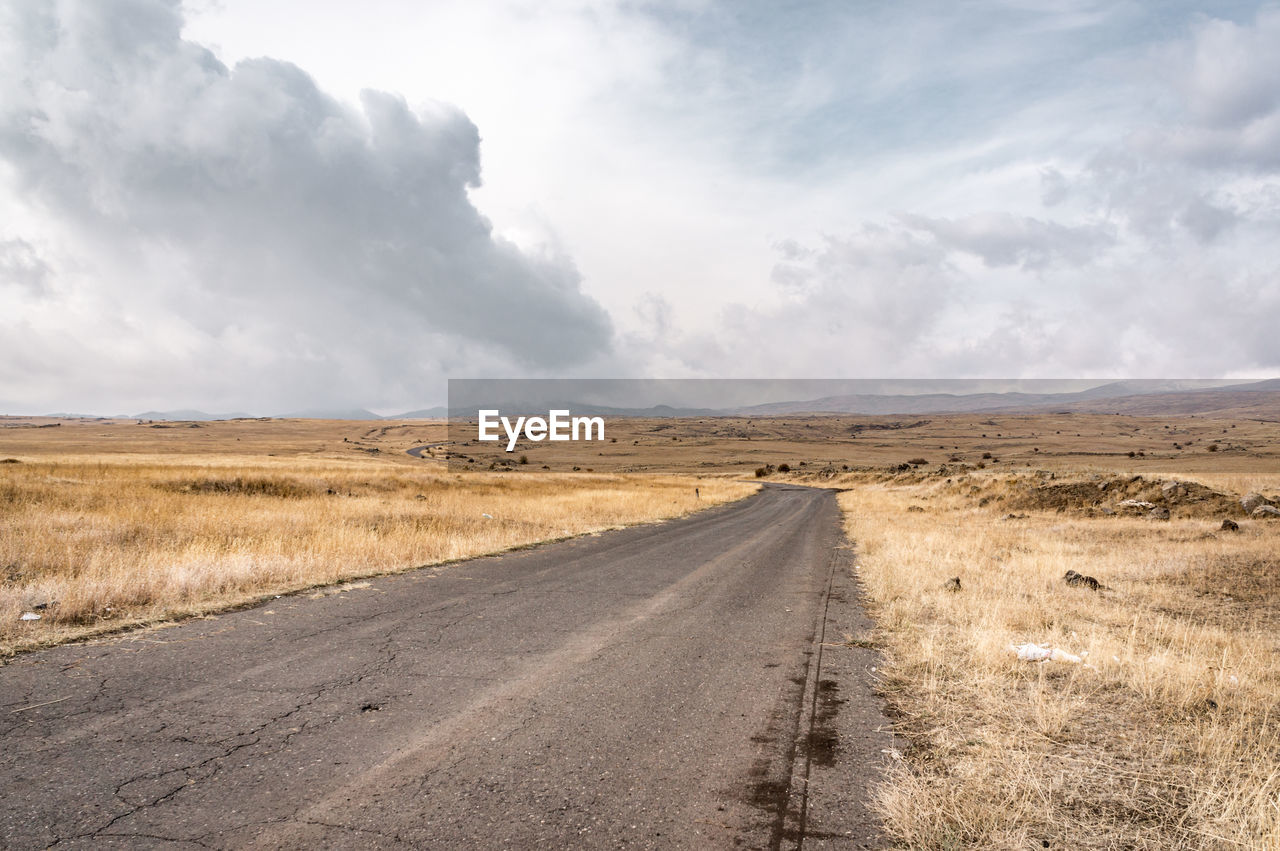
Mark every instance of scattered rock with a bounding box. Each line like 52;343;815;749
1241;493;1270;514
1149;506;1171;520
1252;505;1280;519
1011;643;1085;664
943;577;962;592
1064;570;1105;591
19;612;41;621
1002;512;1028;521
1220;519;1240;532
1161;480;1187;498
907;505;926;513
1118;499;1156;511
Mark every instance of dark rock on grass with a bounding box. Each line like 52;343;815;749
1220;519;1240;532
1064;570;1105;591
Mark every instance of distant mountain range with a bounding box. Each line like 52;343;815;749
31;379;1280;421
441;380;1277;418
86;407;439;421
728;380;1267;416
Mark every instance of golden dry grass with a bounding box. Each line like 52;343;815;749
0;452;754;657
831;469;1280;849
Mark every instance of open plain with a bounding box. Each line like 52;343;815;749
2;411;1279;848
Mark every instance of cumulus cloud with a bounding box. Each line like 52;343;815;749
1146;7;1280;170
0;0;611;413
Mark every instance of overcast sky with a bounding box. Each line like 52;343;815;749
2;0;1278;414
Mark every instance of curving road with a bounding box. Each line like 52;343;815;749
405;442;450;459
0;484;893;849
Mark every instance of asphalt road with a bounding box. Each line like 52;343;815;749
0;484;894;849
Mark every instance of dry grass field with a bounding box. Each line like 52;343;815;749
804;466;1280;849
0;417;754;656
446;409;1280;476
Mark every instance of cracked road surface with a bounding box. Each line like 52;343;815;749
0;484;893;849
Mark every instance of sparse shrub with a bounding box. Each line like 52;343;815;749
519;455;528;465
982;452;992;459
164;477;320;499
778;463;791;473
907;458;927;466
1208;443;1220;452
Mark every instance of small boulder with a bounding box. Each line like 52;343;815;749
1220;519;1240;532
1242;493;1270;514
1161;481;1186;499
1117;499;1156;512
1149;506;1171;520
1252;505;1280;519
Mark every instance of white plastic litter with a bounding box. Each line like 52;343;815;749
1010;643;1084;664
482;513;494;519
20;612;41;621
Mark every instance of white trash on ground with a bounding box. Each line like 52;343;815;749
19;612;41;621
1010;642;1085;664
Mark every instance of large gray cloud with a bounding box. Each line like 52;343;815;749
0;0;611;413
